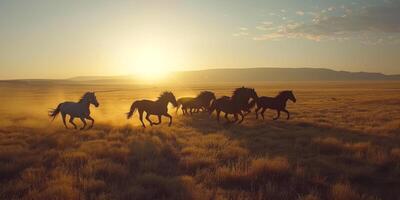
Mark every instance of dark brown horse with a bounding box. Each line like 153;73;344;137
209;87;258;123
127;91;178;127
255;90;296;120
196;91;217;112
176;97;195;115
176;91;216;115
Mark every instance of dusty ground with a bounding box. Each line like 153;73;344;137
0;81;399;200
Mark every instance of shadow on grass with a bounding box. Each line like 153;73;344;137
178;112;400;199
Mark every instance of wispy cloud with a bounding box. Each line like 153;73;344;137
250;1;400;44
233;27;249;37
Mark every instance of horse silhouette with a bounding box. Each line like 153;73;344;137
49;92;99;130
127;91;178;128
176;97;195;115
255;90;296;120
195;91;216;112
209;87;258;123
176;91;216;115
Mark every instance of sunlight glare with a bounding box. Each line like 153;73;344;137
131;46;171;82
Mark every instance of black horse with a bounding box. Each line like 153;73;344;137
127;91;178;127
255;90;296;120
209;87;258;123
176;91;216;115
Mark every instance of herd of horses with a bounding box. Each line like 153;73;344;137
49;87;296;129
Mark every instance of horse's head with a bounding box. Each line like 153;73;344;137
249;88;258;100
89;92;100;107
159;91;178;107
81;92;99;107
288;91;296;103
279;90;296;103
211;93;217;101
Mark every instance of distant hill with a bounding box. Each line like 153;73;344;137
172;68;400;82
1;68;399;84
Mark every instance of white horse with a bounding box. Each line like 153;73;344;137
49;92;99;130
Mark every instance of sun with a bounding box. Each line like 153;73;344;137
130;46;171;82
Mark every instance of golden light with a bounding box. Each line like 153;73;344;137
113;36;185;83
131;46;170;82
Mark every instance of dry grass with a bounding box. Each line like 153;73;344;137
0;81;400;199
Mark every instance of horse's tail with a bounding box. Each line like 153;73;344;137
48;104;62;121
126;102;138;119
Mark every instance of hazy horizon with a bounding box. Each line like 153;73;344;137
1;0;400;79
1;67;399;82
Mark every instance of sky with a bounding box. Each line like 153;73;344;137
0;0;400;79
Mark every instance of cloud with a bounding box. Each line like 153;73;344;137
233;32;249;37
256;22;273;30
233;27;249;37
296;11;304;16
253;1;400;44
293;3;400;35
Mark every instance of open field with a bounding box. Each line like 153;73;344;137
0;81;400;200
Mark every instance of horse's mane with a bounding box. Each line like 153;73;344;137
232;87;253;98
197;91;215;99
158;91;173;100
79;92;92;102
276;90;291;98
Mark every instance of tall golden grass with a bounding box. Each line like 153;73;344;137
0;81;399;199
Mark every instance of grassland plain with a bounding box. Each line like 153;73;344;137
0;81;399;200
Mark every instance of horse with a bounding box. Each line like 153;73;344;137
176;97;195;115
127;91;178;128
255;90;296;120
196;91;216;112
176;91;216;115
49;92;99;130
209;87;258;124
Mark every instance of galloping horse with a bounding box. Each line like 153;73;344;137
209;87;258;123
176;91;216;115
127;91;178;127
49;92;99;130
195;91;216;112
176;97;195;115
255;90;296;120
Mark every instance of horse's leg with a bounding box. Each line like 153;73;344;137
164;113;173;126
145;113;153;126
154;115;162;125
69;117;77;129
86;116;95;129
283;109;290;120
138;110;146;128
261;108;267;120
238;112;245;124
79;118;87;130
273;110;281;120
61;113;68;129
224;113;230;122
190;108;193;115
216;110;221;122
233;113;239;123
255;107;261;119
